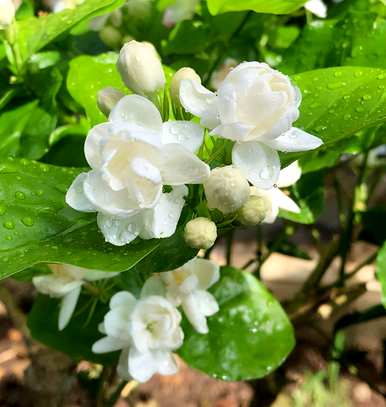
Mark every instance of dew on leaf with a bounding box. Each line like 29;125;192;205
3;221;15;230
21;217;34;227
15;191;25;200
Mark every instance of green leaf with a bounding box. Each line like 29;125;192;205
0;102;37;158
0;158;196;279
179;267;295;380
289;67;386;155
280;171;325;224
67;53;127;126
206;0;306;15
28;294;115;364
280;0;386;74
376;243;386;308
11;0;125;67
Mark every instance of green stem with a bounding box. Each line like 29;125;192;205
225;230;234;266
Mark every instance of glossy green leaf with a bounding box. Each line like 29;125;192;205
280;0;386;74
28;294;115;364
67;53;127;126
280;170;325;224
206;0;306;15
10;0;125;67
291;67;386;152
376;243;386;308
0;102;37;158
0;158;196;279
179;267;295;380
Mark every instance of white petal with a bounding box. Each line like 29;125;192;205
33;275;82;297
97;212;141;246
305;0;327;18
58;285;82;330
109;95;163;134
141;275;166;298
232;141;280;189
84;171;138;216
162;121;204;153
277;161;302;188
179;79;219;129
110;291;137;309
140;186;188;240
92;336;127;353
210;123;254;142
65;173;96;212
184;258;220;291
272;188;301;213
128;347;178;383
160;144;210;185
84;123;111;170
182;291;219;334
104;307;132;340
262;127;323;152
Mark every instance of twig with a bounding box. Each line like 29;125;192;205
225;230;234;266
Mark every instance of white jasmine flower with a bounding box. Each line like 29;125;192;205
33;264;118;330
204;165;250;214
162;0;199;27
144;258;220;334
180;62;322;189
250;161;302;223
117;41;165;96
44;0;83;12
238;194;271;226
0;0;17;29
92;290;183;382
184;217;217;249
305;0;327;18
66;94;209;246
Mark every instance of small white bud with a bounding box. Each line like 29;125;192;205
99;26;122;49
171;67;201;104
0;0;16;29
184;217;217;249
204;166;250;215
97;87;125;116
238;194;271;226
117;40;165;95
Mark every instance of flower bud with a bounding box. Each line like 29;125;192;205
170;67;201;104
97;87;125;116
184;217;217;249
99;26;122;49
204;166;250;215
238;194;271;226
117;40;165;95
0;0;16;29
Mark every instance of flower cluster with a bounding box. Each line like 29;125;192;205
66;40;323;251
92;258;219;382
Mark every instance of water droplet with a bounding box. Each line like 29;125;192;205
362;95;372;101
21;217;34;227
36;189;44;197
3;221;14;230
15;191;25;200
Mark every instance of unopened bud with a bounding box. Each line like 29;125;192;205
184;217;217;249
204;166;250;215
238;194;270;226
171;67;201;104
0;0;16;29
117;40;165;95
97;87;125;116
99;26;122;49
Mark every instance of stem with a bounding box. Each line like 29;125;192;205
337;150;369;286
255;225;263;279
106;380;127;407
225;230;234;266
